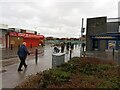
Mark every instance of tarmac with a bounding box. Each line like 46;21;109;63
0;45;120;89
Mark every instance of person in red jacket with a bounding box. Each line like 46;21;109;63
17;42;30;71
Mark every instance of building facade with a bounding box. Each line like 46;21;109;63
0;24;14;48
9;29;44;48
118;1;120;32
0;24;45;48
86;17;107;51
86;17;120;52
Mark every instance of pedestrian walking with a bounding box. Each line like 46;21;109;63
17;42;30;71
66;42;69;51
53;46;60;53
66;42;70;54
82;43;85;52
61;42;65;53
70;43;74;51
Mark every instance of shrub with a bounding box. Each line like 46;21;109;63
79;64;110;75
39;68;71;88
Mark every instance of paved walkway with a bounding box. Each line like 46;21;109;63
86;51;120;65
1;45;120;89
1;46;44;60
1;45;80;89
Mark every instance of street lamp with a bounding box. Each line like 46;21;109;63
80;18;84;57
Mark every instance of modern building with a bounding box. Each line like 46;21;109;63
118;1;120;17
0;24;45;48
86;17;120;52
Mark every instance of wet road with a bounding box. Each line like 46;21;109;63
1;45;120;89
1;45;80;89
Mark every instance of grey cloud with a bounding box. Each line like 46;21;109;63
0;0;119;38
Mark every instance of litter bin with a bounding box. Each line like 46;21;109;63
52;53;65;68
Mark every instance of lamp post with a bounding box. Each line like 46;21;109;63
80;18;84;57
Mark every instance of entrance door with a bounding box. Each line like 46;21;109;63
93;40;99;50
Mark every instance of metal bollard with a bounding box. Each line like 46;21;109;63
35;49;38;64
10;44;13;50
83;51;85;57
18;45;20;48
30;44;32;48
113;48;114;56
70;49;72;60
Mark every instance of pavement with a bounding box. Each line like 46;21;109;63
0;45;120;89
1;46;44;60
1;45;80;89
85;51;120;65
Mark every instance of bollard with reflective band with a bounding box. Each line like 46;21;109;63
11;44;13;50
35;49;38;64
70;49;72;60
113;48;114;56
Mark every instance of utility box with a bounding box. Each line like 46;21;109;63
52;53;65;68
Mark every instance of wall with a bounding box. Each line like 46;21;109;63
86;17;107;51
23;38;39;47
107;22;119;32
119;26;120;32
0;29;8;48
118;1;120;18
0;29;2;48
99;40;107;51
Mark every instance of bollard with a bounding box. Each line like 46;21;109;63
10;44;13;50
30;44;32;48
18;45;20;48
35;49;38;64
83;51;85;57
113;48;114;56
70;49;72;60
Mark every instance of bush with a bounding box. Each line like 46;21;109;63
39;68;71;88
16;57;119;88
79;64;110;75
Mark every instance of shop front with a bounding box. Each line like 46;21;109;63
91;33;120;51
9;32;44;48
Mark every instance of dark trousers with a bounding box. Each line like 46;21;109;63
18;57;27;70
66;46;69;51
82;46;85;52
61;47;64;53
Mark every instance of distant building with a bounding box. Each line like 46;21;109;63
46;37;54;40
86;17;120;52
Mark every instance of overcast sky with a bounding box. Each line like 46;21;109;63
0;0;119;38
